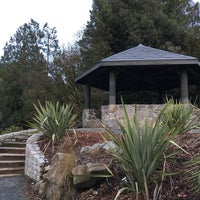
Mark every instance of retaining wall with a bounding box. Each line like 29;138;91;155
101;104;163;131
25;132;46;181
82;109;102;128
83;104;200;132
0;129;45;181
0;129;37;143
83;104;164;131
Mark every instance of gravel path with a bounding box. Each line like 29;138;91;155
0;176;27;200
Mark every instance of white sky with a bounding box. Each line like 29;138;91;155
0;0;199;56
0;0;93;56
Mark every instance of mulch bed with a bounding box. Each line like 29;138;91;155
24;131;200;200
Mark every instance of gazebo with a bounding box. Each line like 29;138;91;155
75;44;200;129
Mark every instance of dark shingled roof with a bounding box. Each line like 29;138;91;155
76;44;200;91
103;44;197;62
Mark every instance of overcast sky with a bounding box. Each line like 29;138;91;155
0;0;199;56
0;0;93;55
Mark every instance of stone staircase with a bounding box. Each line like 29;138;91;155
0;135;28;178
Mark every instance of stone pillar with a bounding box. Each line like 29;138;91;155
109;71;116;104
180;69;189;103
85;84;91;109
82;109;101;128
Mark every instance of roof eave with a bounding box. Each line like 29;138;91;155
75;59;200;84
99;59;200;66
75;63;101;83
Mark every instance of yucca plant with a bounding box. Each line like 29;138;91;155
105;100;197;200
30;101;77;141
186;155;200;193
158;98;198;135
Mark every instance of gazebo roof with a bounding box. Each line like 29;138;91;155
76;44;200;91
102;44;197;62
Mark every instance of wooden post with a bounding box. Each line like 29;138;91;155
109;71;116;104
197;84;200;108
180;69;189;103
85;84;91;109
158;90;164;104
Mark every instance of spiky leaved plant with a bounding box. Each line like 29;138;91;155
186;155;200;193
105;99;197;200
30;101;77;141
158;98;198;135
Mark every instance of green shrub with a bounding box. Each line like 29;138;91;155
106;100;196;200
187;155;200;193
30;101;77;141
159;99;198;135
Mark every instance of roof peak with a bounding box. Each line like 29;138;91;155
138;43;144;47
102;44;198;62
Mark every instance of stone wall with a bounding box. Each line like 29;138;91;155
83;104;200;133
101;104;163;131
25;132;46;181
82;109;102;128
82;104;164;131
0;129;45;181
0;129;37;143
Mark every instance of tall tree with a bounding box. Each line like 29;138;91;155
77;0;200;107
42;23;60;78
160;0;200;55
79;0;200;71
0;19;59;129
79;0;113;70
52;45;85;121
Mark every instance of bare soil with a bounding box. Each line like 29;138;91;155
25;131;200;200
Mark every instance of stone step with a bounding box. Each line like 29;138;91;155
0;174;23;178
1;142;26;148
0;147;25;154
0;153;25;161
4;135;29;143
0;167;24;175
4;138;27;143
0;160;25;168
0;132;31;178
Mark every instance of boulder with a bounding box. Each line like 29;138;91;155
102;141;117;153
42;153;76;200
87;163;108;174
71;163;111;189
80;141;117;155
71;165;89;186
35;180;46;196
80;143;103;155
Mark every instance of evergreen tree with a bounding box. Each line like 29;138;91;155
77;0;200;106
53;45;84;122
79;0;200;71
79;0;113;70
0;19;59;129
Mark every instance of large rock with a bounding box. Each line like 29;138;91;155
42;153;76;200
80;143;103;155
71;162;111;189
80;141;117;155
87;163;108;174
71;165;92;189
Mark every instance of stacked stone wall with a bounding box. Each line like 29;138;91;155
101;104;163;131
0;129;37;143
82;109;102;128
25;133;46;181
